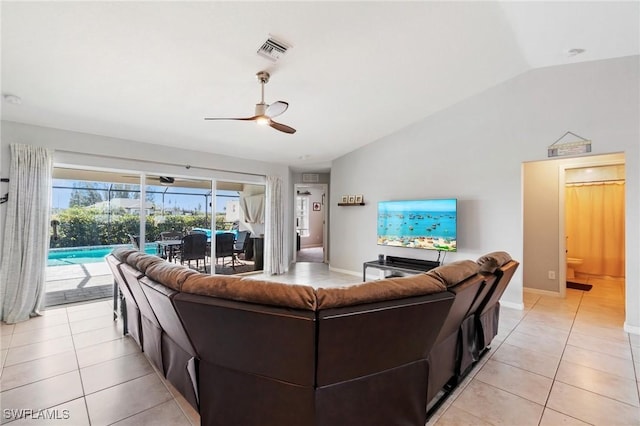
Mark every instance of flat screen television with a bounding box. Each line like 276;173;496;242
377;198;457;251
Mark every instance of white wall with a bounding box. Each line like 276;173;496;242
330;56;640;332
0;121;294;265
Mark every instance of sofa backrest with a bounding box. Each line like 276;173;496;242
173;292;317;387
139;276;196;356
315;274;454;387
105;254;136;304
119;262;161;328
477;254;520;316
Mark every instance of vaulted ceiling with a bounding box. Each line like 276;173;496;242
2;2;638;171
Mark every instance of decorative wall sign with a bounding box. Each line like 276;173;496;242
548;131;592;158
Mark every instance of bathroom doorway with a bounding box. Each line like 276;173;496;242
294;184;328;263
564;163;625;290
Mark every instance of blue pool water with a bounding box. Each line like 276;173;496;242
48;244;157;266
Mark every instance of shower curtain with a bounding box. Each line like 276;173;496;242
565;182;625;277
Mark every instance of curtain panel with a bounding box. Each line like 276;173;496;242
264;176;287;275
565;182;625;277
0;144;53;323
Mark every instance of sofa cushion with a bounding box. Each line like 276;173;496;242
180;275;317;311
112;247;138;263
145;261;198;292
134;254;165;273
426;260;479;288
316;274;446;309
477;251;512;273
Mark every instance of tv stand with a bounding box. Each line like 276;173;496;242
362;256;440;281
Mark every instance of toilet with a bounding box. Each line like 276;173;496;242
566;257;583;280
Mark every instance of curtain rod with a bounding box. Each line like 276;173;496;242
55;149;266;178
566;179;625;185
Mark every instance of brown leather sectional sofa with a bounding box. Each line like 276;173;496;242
107;248;518;426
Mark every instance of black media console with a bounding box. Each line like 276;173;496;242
362;255;440;282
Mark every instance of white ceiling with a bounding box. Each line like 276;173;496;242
2;1;638;171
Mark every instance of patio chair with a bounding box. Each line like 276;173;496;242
179;233;208;270
128;234;140;250
215;232;236;268
232;230;250;266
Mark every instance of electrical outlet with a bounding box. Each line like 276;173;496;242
548;270;556;279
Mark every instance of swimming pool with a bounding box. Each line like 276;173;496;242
48;244;157;266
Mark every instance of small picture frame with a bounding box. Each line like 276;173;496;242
355;195;363;204
313;202;321;211
340;195;348;203
348;195;356;204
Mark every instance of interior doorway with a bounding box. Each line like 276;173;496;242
294;183;328;263
562;162;625;292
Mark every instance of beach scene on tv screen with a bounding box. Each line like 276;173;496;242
377;199;457;251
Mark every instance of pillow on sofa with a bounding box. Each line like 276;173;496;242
181;275;317;311
426;260;479;288
477;251;512;272
316;274;446;309
145;261;198;292
112;247;138;263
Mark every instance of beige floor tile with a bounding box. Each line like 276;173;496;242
490;342;560;379
629;333;640;347
0;371;83;420
69;315;119;335
539;408;591;426
75;337;140;368
85;373;173;426
562;344;635;380
515;319;571;340
556;360;640;407
3;336;75;367
7;397;89;426
451;380;544;426
8;324;71;348
432;405;492;426
571;320;627;342
72;324;123;349
520;311;575;332
110;400;191;426
567;331;632;360
12;312;69;334
474;359;553;405
68;306;114;323
0;350;78;391
1;323;15;336
547;381;640;425
80;352;154;394
1;333;12;349
504;330;567;358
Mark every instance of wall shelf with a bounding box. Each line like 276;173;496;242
337;202;365;206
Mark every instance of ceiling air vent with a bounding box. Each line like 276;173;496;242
257;36;291;62
302;173;319;183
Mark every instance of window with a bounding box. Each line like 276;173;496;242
296;196;310;237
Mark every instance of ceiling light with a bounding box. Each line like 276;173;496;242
3;94;22;105
298;155;311;160
566;48;585;57
256;116;270;125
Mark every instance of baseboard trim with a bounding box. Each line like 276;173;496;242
328;265;361;277
623;322;640;336
500;300;524;311
524;287;562;297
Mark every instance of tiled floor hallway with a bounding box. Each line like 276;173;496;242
1;266;639;425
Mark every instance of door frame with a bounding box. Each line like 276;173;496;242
557;155;625;297
293;183;328;263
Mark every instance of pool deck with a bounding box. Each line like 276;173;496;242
45;262;113;307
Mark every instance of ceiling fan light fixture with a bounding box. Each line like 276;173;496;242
256;116;270;125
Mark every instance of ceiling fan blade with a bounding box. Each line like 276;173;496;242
204;116;259;121
269;120;296;134
265;101;288;118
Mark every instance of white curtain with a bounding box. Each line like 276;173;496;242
264;176;287;274
0;144;53;323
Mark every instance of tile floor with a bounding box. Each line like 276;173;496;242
1;266;638;425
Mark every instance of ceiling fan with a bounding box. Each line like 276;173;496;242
204;71;296;134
